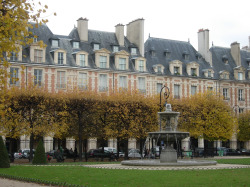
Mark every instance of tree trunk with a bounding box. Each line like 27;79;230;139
84;139;88;162
78;114;83;161
124;139;129;160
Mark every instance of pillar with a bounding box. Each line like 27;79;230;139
128;138;137;149
245;141;250;150
66;137;75;150
181;137;190;151
214;140;221;148
230;134;237;149
43;136;53;152
198;137;204;148
20;135;30;150
87;138;97;150
108;139;117;149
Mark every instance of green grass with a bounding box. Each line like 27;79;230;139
216;158;250;165
0;165;249;187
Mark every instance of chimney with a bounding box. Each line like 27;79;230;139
77;17;88;42
126;18;144;56
231;42;241;66
198;29;212;66
115;24;124;46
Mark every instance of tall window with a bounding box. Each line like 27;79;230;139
34;69;42;87
100;56;107;68
99;74;108;92
157;83;163;94
139;60;144;72
174;85;180;99
34;49;43;63
223;88;229;100
174;66;180;75
10;52;18;61
191;68;197;76
79;54;85;66
58;52;64;64
208;71;212;77
57;71;66;89
78;73;87;90
238;72;243;80
10;67;19;86
238;89;244;101
119;76;127;89
138;77;146;93
119;58;126;70
191;86;197;95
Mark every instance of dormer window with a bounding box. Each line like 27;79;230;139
183;51;189;60
238;72;243;80
100;56;107;68
222;55;228;64
150;47;155;56
191;68;197;76
196;52;202;60
79;54;85;66
119;58;126;70
157;66;162;73
139;60;144;72
174;66;180;75
246;58;250;66
52;40;59;48
208;70;212;77
131;48;137;55
187;61;199;77
113;46;119;53
164;49;171;58
58;52;64;64
33;37;38;43
94;44;100;50
10;52;18;61
34;49;43;63
73;41;79;49
220;71;229;79
234;66;245;81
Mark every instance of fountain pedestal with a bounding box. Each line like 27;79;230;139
160;146;177;163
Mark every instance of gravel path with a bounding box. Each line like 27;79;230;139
0;178;50;187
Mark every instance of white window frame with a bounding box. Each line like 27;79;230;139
238;72;243;80
10;67;19;86
94;44;100;50
119;76;127;89
113;46;119;53
138;77;146;93
238;89;244;101
73;42;79;49
131;48;137;55
223;88;229;100
57;71;66;89
34;49;43;63
191;86;197;95
52;40;59;47
10;51;18;61
139;60;144;72
78;72;87;90
119;58;126;70
58;52;64;65
79;54;85;66
174;85;180;99
99;74;108;92
100;56;107;68
34;69;43;87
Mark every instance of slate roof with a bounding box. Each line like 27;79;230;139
144;37;212;78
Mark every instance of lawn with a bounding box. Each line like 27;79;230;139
0;158;249;187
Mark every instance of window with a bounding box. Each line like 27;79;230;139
33;37;37;43
207;87;213;91
119;58;126;70
99;74;108;92
157;66;162;73
52;40;59;47
223;73;228;79
191;86;197;95
157;83;163;94
100;56;107;68
10;52;18;61
191;68;197;76
10;67;19;86
138;77;146;93
113;46;119;53
94;44;100;50
79;54;85;66
165;52;171;58
223;88;229;100
174;67;180;75
238;89;244;101
131;48;137;55
174;85;180;99
34;49;43;63
238;72;243;80
73;42;79;48
57;71;66;89
139;60;144;72
78;73;87;90
34;69;42;87
208;71;212;78
119;76;127;89
239;108;244;113
58;52;64;64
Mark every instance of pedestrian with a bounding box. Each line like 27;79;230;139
47;154;51;162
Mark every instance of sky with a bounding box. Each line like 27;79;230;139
39;0;250;51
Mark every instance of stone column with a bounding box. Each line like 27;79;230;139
2;136;6;144
88;138;97;150
108;139;117;149
230;135;237;149
214;140;221;148
20;135;30;150
66;137;75;150
43;136;53;152
128;138;137;149
181;137;190;151
245;141;250;150
198;137;204;148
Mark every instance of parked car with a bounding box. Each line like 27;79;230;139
87;149;112;158
238;149;250;156
99;147;124;157
128;149;141;158
14;149;35;159
46;150;57;159
225;148;241;156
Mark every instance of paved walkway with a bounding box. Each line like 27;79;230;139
0;178;50;187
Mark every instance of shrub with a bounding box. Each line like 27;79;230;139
32;139;47;165
0;136;10;168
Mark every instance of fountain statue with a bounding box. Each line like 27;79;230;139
121;86;217;166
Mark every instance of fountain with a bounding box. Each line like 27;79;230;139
121;86;217;166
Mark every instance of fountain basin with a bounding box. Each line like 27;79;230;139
121;159;217;166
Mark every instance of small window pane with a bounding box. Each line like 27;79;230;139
52;40;58;47
73;42;79;48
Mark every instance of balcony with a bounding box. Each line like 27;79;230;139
238;98;245;101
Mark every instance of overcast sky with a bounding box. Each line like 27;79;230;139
39;0;250;50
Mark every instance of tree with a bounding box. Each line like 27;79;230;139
32;139;46;165
170;91;236;141
0;136;10;168
237;111;250;141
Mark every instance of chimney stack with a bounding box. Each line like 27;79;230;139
231;42;241;66
198;29;212;66
126;18;145;56
115;24;125;46
77;17;88;42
